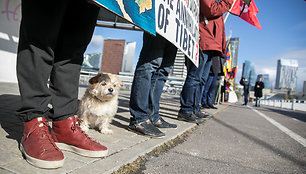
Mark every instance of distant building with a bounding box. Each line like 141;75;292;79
275;59;298;90
242;60;256;86
122;42;136;73
82;52;102;70
257;74;270;89
100;39;125;74
229;38;239;68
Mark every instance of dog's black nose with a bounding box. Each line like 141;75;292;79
108;88;113;92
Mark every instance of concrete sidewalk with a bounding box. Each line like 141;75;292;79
0;82;227;174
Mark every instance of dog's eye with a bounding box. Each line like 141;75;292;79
101;82;106;86
113;85;116;87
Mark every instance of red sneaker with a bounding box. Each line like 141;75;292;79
20;117;64;169
51;116;108;157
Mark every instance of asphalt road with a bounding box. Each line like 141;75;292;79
142;103;306;174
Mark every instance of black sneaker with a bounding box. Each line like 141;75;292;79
208;105;217;109
194;112;213;120
128;120;165;138
202;104;210;109
154;118;177;128
177;112;204;124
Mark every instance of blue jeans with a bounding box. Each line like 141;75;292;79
129;33;177;124
201;73;218;106
179;50;213;114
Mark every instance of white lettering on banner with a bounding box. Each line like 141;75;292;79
156;0;199;66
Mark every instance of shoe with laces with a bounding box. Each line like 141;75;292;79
177;112;204;124
202;104;210;109
154;117;177;128
51;116;108;158
208;104;218;109
194;112;213;120
128;119;165;138
20;117;64;169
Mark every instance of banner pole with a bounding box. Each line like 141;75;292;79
224;12;230;24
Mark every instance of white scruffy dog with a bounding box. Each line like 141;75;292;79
79;72;123;134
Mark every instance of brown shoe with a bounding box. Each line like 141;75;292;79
20;117;64;169
51;116;108;157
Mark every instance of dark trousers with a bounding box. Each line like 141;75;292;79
244;92;249;105
16;0;99;122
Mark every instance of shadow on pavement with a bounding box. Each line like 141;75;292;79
112;94;130;130
213;117;306;168
0;94;23;144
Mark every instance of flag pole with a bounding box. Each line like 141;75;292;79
224;0;237;24
224;11;230;24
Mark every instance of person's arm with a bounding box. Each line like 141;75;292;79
200;0;233;19
255;82;259;89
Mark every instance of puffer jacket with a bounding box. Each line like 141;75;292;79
199;0;233;55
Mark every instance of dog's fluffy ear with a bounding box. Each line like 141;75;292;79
89;73;110;85
89;73;102;85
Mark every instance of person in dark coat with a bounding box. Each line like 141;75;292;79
240;77;250;105
254;77;264;107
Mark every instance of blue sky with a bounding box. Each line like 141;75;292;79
86;0;306;91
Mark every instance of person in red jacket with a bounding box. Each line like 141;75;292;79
178;0;233;123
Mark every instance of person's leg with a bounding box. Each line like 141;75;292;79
201;74;213;106
180;53;205;114
244;91;248;105
178;51;206;124
150;39;177;124
48;0;99;121
129;33;165;124
258;97;261;107
128;33;166;137
255;97;258;106
207;73;218;106
50;0;109;157
194;51;213;114
16;0;69;168
16;0;69;122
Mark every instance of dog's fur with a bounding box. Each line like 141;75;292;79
79;73;123;134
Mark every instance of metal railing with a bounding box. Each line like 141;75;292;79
79;71;185;95
261;99;306;112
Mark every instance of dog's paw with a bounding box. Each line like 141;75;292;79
80;124;89;132
100;128;113;135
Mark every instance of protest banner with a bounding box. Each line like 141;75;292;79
93;0;156;35
92;0;199;66
155;0;199;66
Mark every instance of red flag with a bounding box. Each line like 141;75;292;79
230;0;262;30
